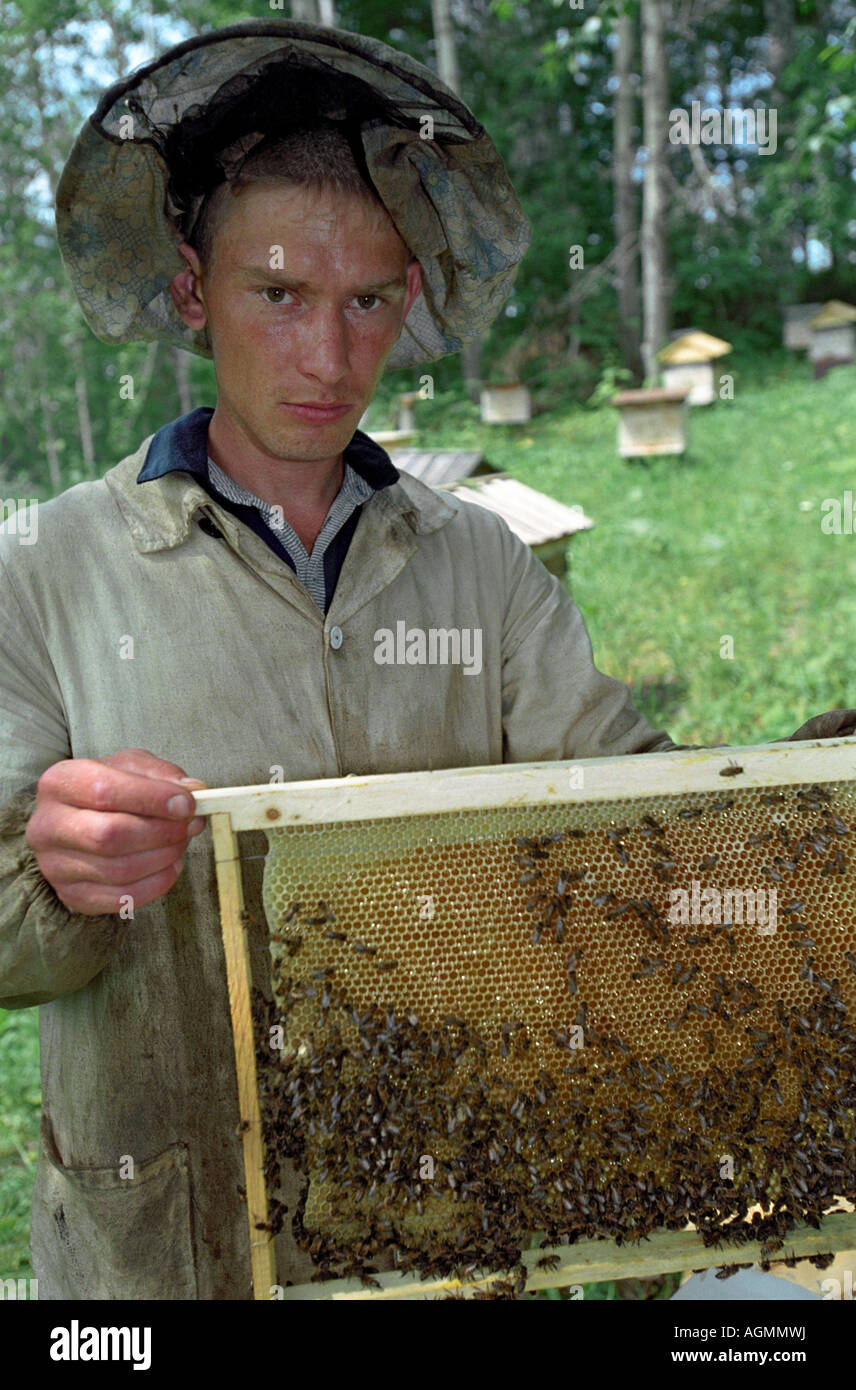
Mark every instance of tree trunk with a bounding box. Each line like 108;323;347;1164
172;346;194;416
290;0;336;22
763;0;793;104
431;0;481;401
39;391;63;494
70;336;96;477
431;0;461;93
128;341;160;437
613;9;643;381
640;0;670;384
106;15;128;82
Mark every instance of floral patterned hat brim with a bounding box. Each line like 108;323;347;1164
55;18;531;371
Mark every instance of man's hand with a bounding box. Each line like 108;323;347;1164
25;749;209;916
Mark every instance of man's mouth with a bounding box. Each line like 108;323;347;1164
280;402;354;423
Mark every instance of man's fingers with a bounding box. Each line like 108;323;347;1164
36;757;204;822
27;803;196;858
35;838;192;890
51;859;187;917
26;750;209;915
97;748;196;780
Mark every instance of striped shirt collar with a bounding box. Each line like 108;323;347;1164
206;452;374;527
204;451;373;610
137;406;398;611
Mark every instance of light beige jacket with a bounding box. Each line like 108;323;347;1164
0;423;685;1298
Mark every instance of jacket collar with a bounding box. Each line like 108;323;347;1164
103;407;458;554
136;406;401;489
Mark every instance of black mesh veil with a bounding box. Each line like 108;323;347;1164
159;56;440;246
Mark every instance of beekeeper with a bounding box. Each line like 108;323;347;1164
0;18;852;1300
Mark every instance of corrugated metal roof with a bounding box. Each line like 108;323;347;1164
390;449;494;486
435;474;594;545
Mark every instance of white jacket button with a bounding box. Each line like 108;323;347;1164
329;625;343;649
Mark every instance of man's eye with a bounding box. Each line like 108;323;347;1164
353;294;381;310
261;287;292;304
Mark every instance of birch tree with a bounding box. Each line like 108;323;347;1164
613;7;643;380
640;0;670;382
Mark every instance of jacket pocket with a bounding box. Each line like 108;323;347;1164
32;1116;198;1300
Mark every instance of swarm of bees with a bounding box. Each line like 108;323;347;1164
252;779;856;1297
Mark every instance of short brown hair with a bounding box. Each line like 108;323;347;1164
190;126;384;269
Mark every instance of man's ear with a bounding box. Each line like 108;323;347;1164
402;258;423;320
169;242;208;331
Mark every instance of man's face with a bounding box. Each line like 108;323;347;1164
172;181;422;463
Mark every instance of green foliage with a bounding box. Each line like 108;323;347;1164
415;356;856;747
585;362;634;408
3;0;856;483
0;1009;39;1281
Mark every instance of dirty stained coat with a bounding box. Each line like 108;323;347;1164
0;417;688;1299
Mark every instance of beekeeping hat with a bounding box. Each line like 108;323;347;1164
55;18;530;371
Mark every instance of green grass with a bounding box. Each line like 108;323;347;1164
0;1008;39;1282
3;354;852;1295
411;355;856;747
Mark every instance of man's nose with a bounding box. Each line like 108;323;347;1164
294;306;349;385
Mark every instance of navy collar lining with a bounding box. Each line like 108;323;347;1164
136;406;400;491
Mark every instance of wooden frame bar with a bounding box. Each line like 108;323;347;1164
209;811;277;1298
192;738;856;829
279;1210;856;1300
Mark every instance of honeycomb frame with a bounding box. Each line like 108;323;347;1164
196;738;856;1300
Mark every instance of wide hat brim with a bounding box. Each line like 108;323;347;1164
55;18;531;371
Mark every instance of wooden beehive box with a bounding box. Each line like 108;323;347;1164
809;302;856;377
438;475;593;581
612;387;690;457
479;382;533;425
783;304;824;351
658;331;732;406
390;452;594;584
